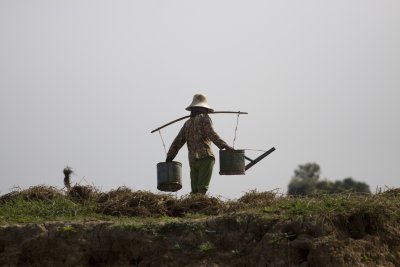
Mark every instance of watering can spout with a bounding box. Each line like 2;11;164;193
219;147;276;175
245;147;276;171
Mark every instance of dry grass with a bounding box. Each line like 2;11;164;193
237;189;278;206
68;185;100;203
174;194;225;216
97;187;175;216
0;185;63;203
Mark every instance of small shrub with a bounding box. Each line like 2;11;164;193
199;241;215;252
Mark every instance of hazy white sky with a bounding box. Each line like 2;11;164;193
1;0;399;198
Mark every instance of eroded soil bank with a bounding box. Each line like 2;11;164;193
1;213;399;267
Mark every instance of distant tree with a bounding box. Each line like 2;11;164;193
330;177;370;194
288;177;316;195
287;163;320;195
288;163;371;195
315;180;335;194
293;163;320;183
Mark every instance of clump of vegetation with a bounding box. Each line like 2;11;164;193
59;225;76;233
175;193;225;216
199;241;215;252
0;185;63;204
63;166;73;190
237;189;277;206
97;187;175;217
68;185;100;204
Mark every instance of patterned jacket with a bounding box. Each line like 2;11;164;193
166;114;230;165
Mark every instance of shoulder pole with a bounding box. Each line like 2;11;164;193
150;111;248;133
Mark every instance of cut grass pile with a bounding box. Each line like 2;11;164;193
0;185;399;225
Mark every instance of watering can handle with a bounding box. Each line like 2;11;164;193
245;147;276;171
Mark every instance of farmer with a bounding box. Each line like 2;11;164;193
166;94;233;195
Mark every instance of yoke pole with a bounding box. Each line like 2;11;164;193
150;111;248;133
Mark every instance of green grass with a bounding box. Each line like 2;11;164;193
255;193;400;223
0;196;101;223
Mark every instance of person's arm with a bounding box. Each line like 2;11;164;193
166;126;186;161
202;115;233;150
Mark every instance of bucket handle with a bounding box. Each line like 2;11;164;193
245;147;276;171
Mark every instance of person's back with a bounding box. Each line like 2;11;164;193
166;94;233;194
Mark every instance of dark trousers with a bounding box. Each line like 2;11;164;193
190;156;215;193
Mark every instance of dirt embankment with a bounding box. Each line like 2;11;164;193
1;212;400;267
1;186;400;266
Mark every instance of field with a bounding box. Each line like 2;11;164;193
1;186;400;266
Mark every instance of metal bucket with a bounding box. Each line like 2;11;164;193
157;161;182;192
219;150;245;175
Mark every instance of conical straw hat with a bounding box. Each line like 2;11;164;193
186;94;214;112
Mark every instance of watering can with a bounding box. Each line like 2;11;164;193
157;161;183;192
219;147;276;175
